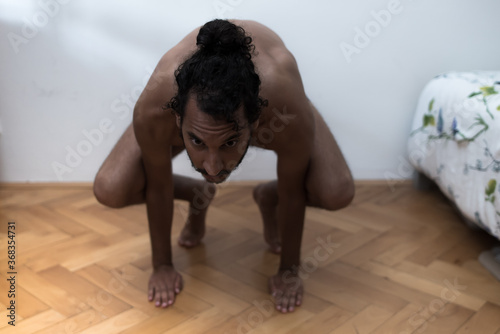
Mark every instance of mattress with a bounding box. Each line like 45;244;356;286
408;71;500;240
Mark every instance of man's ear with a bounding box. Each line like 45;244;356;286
251;119;259;131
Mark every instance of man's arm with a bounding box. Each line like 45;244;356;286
269;99;314;313
134;118;174;267
133;94;182;308
276;150;309;270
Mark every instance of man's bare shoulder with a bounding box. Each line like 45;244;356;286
132;60;182;149
133;104;180;151
132;30;199;148
232;21;307;111
253;67;314;156
249;27;313;155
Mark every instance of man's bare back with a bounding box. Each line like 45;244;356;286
135;20;313;153
94;19;354;313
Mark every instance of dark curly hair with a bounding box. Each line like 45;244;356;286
166;19;267;131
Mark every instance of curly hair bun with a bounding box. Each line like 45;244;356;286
167;19;266;128
196;19;253;56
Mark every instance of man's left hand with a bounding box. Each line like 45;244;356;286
269;268;303;313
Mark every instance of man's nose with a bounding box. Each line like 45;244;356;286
203;152;223;176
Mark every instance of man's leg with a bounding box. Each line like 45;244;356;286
174;175;216;247
253;180;281;253
304;102;354;210
253;103;354;250
93;124;216;247
93;124;145;208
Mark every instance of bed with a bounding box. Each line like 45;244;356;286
408;71;500;243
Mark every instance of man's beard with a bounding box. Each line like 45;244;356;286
185;139;251;184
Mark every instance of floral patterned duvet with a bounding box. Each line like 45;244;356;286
408;71;500;240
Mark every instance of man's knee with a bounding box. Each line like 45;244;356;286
311;176;355;211
93;172;126;208
333;178;355;210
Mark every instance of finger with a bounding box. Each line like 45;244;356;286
295;291;303;306
167;285;177;306
154;286;163;307
280;294;290;313
161;285;169;308
273;289;284;309
148;285;155;302
288;292;296;312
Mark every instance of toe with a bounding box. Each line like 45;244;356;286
295;292;303;306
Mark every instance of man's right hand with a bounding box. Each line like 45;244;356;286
148;264;183;308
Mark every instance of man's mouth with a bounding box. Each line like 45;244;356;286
202;174;227;184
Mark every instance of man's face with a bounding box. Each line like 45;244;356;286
177;97;255;184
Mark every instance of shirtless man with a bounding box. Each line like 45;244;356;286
93;19;354;313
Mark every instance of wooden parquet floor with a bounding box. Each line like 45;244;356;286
1;181;500;334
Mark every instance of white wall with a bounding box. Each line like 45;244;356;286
0;0;499;182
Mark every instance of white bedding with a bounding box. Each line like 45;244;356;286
408;71;500;240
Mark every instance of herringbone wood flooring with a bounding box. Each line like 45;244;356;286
1;181;500;334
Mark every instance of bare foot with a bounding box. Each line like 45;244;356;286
253;182;281;254
178;219;205;248
178;182;216;248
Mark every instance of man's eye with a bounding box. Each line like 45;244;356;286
225;140;237;147
192;138;203;146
